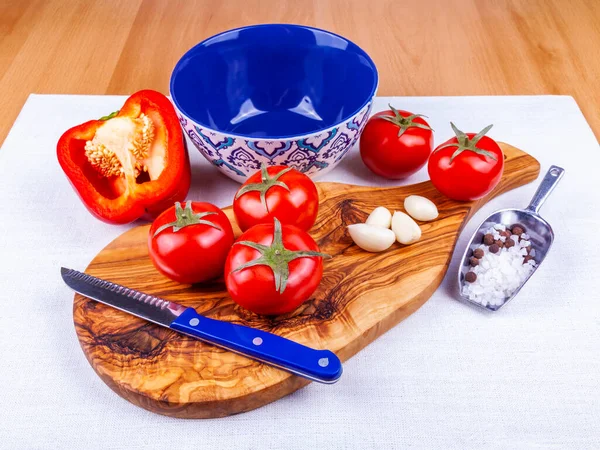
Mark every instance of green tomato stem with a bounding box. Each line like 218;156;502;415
436;122;497;163
235;164;292;212
377;104;433;137
232;217;330;294
153;201;221;237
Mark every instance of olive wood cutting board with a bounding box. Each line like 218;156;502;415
72;143;540;418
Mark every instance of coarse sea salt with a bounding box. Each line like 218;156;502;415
462;226;537;308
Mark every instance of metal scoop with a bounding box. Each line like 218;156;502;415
457;165;565;311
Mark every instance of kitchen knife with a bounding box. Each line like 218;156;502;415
62;267;342;384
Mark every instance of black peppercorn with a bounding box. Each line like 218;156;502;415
465;271;477;283
469;257;480;267
511;225;525;236
489;243;500;254
483;233;495;245
473;248;484;259
505;238;515;248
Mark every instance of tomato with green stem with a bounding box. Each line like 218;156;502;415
224;218;330;315
428;123;504;201
233;165;319;232
148;201;234;284
360;105;434;179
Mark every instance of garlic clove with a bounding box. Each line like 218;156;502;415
404;195;438;221
391;211;421;245
347;223;396;252
365;206;392;229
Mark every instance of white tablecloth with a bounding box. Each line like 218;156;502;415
0;95;598;450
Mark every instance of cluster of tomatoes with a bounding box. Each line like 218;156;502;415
147;104;505;317
148;165;327;316
360;105;504;200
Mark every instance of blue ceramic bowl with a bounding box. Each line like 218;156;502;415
170;24;378;182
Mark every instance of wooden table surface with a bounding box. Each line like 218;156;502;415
1;0;599;147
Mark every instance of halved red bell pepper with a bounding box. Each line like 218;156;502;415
57;90;191;224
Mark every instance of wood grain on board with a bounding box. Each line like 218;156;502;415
2;0;600;147
73;143;540;418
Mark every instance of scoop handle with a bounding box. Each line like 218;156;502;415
526;165;565;214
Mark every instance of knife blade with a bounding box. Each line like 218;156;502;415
62;267;342;384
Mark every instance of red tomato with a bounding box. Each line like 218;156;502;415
233;165;318;232
224;218;329;315
148;201;234;284
360;105;434;179
428;123;504;201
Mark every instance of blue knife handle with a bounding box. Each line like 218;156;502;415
171;308;342;384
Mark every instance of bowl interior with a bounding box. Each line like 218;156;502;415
170;24;378;138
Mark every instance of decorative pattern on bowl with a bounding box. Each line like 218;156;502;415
176;102;373;183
